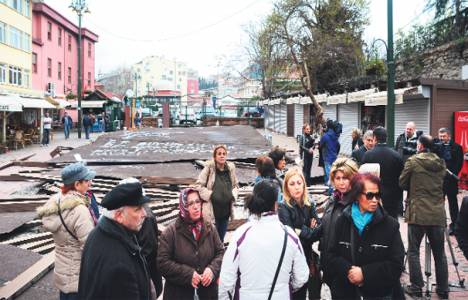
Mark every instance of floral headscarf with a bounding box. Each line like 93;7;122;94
179;188;203;223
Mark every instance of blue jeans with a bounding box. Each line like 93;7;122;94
324;162;333;194
64;126;70;139
84;126;90;139
41;128;50;145
60;292;78;300
215;218;229;243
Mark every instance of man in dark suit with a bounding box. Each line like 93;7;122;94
351;130;375;165
362;126;404;219
437;127;464;235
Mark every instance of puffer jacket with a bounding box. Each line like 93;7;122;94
195;160;239;223
399;152;447;226
37;191;94;293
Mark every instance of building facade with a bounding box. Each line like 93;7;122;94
31;1;98;99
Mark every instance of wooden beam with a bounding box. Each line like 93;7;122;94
140;176;196;185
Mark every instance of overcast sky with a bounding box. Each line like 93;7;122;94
45;0;431;77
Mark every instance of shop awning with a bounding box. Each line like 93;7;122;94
18;97;56;109
72;100;107;108
327;94;347;105
364;87;417;106
0;95;23;112
45;96;72;108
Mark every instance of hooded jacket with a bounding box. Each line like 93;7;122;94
399;152;447;226
195;160;239;223
320;129;340;164
37;191;94;293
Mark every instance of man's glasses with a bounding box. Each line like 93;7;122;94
362;192;381;201
187;199;202;207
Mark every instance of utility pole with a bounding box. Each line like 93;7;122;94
386;0;395;147
70;0;89;139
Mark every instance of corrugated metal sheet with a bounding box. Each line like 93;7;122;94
294;104;304;139
395;99;430;139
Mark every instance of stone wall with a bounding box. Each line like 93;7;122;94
396;39;468;81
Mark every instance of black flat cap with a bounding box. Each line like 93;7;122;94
101;182;150;210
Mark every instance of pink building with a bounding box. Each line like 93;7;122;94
32;2;98;99
187;78;199;97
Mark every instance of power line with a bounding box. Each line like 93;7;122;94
86;0;263;43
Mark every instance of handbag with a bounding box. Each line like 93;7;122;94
268;226;288;300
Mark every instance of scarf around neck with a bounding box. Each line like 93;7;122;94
351;202;374;236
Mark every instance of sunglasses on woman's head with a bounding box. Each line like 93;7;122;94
362;192;381;201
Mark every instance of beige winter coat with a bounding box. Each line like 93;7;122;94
194;160;239;223
36;191;94;293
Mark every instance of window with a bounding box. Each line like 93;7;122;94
57;62;62;80
68;34;71;51
22;32;30;52
32;52;37;73
0;64;6;83
10;0;22;13
0;22;5;44
87;72;91;86
9;26;21;49
88;42;91;57
47;22;52;41
68;67;71;84
47;58;51;77
8;66;21;85
58;28;62;46
23;69;29;87
25;0;30;17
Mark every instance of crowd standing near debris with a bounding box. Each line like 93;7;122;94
32;120;468;300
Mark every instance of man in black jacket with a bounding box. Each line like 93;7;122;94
78;182;152;300
437;127;464;235
395;121;418;163
362;126;404;219
351;130;375;165
455;196;468;260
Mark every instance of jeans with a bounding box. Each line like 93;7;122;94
407;224;448;292
324;162;332;194
84;126;91;139
60;292;78;300
302;155;313;186
64;126;70;139
42;128;50;145
215;218;229;243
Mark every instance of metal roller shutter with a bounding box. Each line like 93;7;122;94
337;103;360;155
294;104;304;139
265;106;273;129
279;104;287;134
395;98;430;140
322;104;337;122
273;105;279;132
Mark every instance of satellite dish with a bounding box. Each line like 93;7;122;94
125;89;134;98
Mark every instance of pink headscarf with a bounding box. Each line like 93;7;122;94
179;188;203;223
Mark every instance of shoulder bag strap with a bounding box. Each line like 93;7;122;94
268;226;288;300
57;196;79;241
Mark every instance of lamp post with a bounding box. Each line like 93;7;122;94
386;0;395;147
70;0;89;139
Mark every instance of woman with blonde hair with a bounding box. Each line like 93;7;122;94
278;168;321;300
195;144;239;242
318;157;359;288
351;128;363;151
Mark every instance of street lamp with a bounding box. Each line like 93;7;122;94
70;0;90;139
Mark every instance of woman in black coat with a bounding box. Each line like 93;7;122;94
278;168;321;300
327;173;404;300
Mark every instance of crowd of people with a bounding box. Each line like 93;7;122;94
36;120;467;300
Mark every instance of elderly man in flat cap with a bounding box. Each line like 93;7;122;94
78;181;152;300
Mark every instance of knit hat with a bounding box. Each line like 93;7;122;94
61;162;96;185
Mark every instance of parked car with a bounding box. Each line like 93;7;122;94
179;108;197;125
196;107;217;120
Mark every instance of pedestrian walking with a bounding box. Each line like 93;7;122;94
37;162;96;300
327;173;404;300
157;188;224;300
195;144;239;243
399;134;449;299
78;182;152;300
82;113;92;139
62;112;73;139
41;112;52;146
319;120;340;192
218;180;309;300
362;126;404;219
278;168;322;300
299;123;316;186
319;157;358;286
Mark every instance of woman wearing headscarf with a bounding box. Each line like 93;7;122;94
327;173;404;299
37;162;96;300
319;157;359;286
219;180;309;300
278;168;322;300
195;144;239;242
158;188;224;300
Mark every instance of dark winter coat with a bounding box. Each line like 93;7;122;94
395;132;418;163
299;133;315;160
327;205;405;299
362;144;404;214
320;129;340;164
137;205;163;297
157;217;224;300
352;138;364;152
82;115;93;127
78;217;151;300
318;194;351;284
441;140;464;191
455;196;468;260
351;145;368;165
278;200;321;263
399;152;447;226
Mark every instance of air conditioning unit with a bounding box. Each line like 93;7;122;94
47;82;56;97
